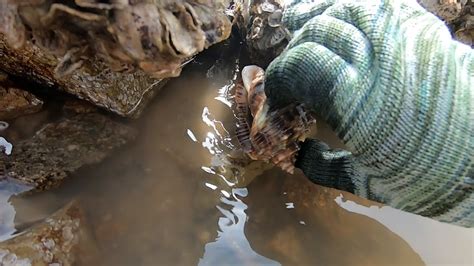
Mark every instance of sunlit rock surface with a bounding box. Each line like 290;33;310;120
0;201;98;266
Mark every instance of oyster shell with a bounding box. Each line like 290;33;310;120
0;0;232;79
234;65;316;173
233;0;291;66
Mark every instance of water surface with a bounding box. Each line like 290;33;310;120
1;47;472;266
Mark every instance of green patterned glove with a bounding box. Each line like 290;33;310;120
264;0;473;227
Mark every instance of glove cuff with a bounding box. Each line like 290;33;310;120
296;139;356;193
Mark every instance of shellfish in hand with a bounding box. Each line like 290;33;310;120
234;65;316;173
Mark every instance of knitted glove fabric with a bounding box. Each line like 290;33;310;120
264;0;474;227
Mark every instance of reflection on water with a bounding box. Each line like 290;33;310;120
336;196;474;265
0;45;472;265
196;92;279;264
0;137;12;155
0;179;31;241
243;170;424;265
199;188;280;266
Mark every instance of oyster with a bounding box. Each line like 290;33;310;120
0;1;232;117
0;0;232;79
234;65;315;173
234;0;291;66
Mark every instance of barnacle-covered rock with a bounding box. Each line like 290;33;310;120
233;65;315;173
0;201;99;266
0;112;136;191
418;0;474;46
0;0;232;117
0;0;232;78
0;33;167;118
453;1;474;46
418;0;464;22
234;0;291;66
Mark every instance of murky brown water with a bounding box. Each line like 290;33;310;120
1;45;473;265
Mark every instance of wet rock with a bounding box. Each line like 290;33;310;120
0;0;232;117
0;71;7;82
455;24;474;45
2;110;52;144
419;0;474;46
0;201;99;266
0;1;231;79
453;2;474;46
0;37;166;118
0;113;136;191
234;0;290;67
63;99;98;115
418;0;464;22
0;87;43;121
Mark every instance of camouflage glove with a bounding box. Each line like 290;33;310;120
264;0;474;227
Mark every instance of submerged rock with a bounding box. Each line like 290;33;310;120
0;87;43;121
0;113;136;191
0;201;99;266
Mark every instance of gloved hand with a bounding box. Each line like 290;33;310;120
264;0;473;227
